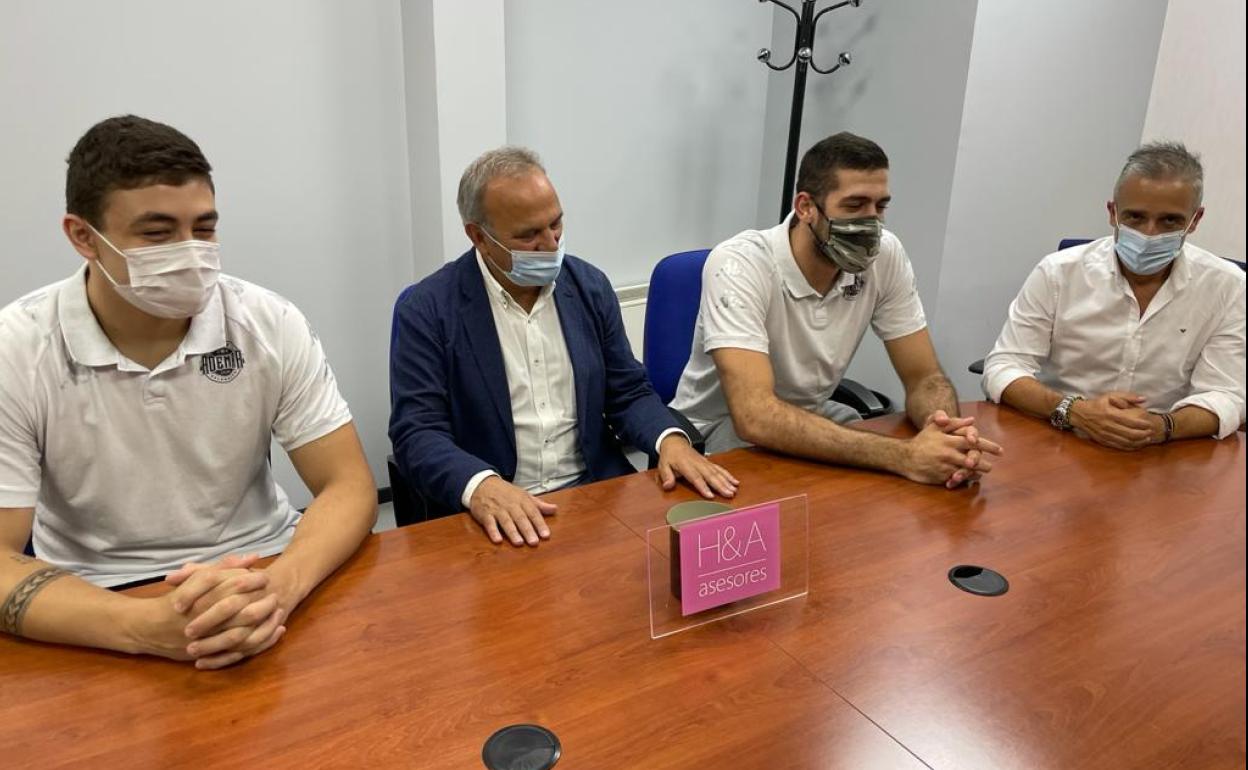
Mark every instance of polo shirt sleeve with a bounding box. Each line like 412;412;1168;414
0;334;40;509
272;303;353;452
870;238;928;342
700;246;772;355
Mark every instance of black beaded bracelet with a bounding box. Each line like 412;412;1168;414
1161;412;1174;443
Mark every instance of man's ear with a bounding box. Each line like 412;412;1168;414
63;214;100;260
793;192;816;223
464;222;488;252
1105;200;1117;230
1187;206;1205;234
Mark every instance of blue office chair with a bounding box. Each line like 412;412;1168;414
643;249;893;421
1058;237;1093;253
644;250;712;404
967;237;1243;375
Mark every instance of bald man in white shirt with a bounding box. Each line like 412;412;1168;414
984;141;1246;448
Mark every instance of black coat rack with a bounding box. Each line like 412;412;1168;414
757;0;861;221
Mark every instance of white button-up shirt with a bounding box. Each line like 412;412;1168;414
982;237;1246;438
462;253;684;508
462;252;587;507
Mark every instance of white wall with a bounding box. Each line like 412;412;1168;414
431;0;508;261
0;0;415;505
400;0;449;281
1142;0;1246;263
932;0;1169;399
504;0;773;286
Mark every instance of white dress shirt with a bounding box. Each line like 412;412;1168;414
670;214;927;434
982;237;1245;439
461;253;683;508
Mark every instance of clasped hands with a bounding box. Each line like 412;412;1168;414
134;554;287;670
909;410;1004;488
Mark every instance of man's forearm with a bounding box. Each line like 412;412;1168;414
1000;377;1066;420
266;481;376;612
905;373;960;428
1168;405;1221;441
735;397;910;476
1;552;145;653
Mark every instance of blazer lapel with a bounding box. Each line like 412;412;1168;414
457;255;516;453
554;277;592;433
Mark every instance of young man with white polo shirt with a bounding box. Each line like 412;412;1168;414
0;116;376;669
983;141;1245;446
671;132;1002;487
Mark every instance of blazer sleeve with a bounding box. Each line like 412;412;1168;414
388;289;496;512
588;270;679;457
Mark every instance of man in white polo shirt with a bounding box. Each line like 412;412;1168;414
0;115;376;669
672;132;1002;487
983;141;1245;446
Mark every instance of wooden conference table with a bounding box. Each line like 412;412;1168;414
1;403;1244;769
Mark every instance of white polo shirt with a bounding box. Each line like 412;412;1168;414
982;237;1246;438
0;265;353;586
671;215;927;433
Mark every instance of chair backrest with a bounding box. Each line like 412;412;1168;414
643;249;711;404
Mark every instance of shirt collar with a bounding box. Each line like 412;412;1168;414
772;213;857;299
773;214;819;300
181;286;227;356
1095;235;1193;294
474;249;555;311
57;264;121;367
56;263;227;369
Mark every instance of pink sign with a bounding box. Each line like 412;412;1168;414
678;502;781;616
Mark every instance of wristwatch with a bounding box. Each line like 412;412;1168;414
1050;394;1082;431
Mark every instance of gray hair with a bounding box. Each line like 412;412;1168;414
456;146;546;226
1114;140;1204;206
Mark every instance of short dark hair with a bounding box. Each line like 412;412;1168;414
66;115;213;227
796;131;889;202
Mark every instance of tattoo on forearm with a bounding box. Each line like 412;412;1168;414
1;567;68;636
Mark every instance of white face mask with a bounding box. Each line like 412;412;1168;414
88;224;221;319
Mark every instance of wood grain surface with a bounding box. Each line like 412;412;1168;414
1;403;1243;769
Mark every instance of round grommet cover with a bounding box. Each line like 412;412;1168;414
482;724;561;770
948;565;1008;596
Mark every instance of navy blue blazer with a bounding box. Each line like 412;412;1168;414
389;250;677;514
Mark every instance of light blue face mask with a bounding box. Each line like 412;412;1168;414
1114;220;1192;276
483;230;566;287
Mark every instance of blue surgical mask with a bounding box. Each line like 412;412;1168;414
1114;220;1191;276
483;230;566;287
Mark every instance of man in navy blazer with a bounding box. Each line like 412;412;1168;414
390;147;737;547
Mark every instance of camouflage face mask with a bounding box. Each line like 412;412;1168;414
810;209;882;274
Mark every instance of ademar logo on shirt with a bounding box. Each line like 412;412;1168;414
200;342;245;383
